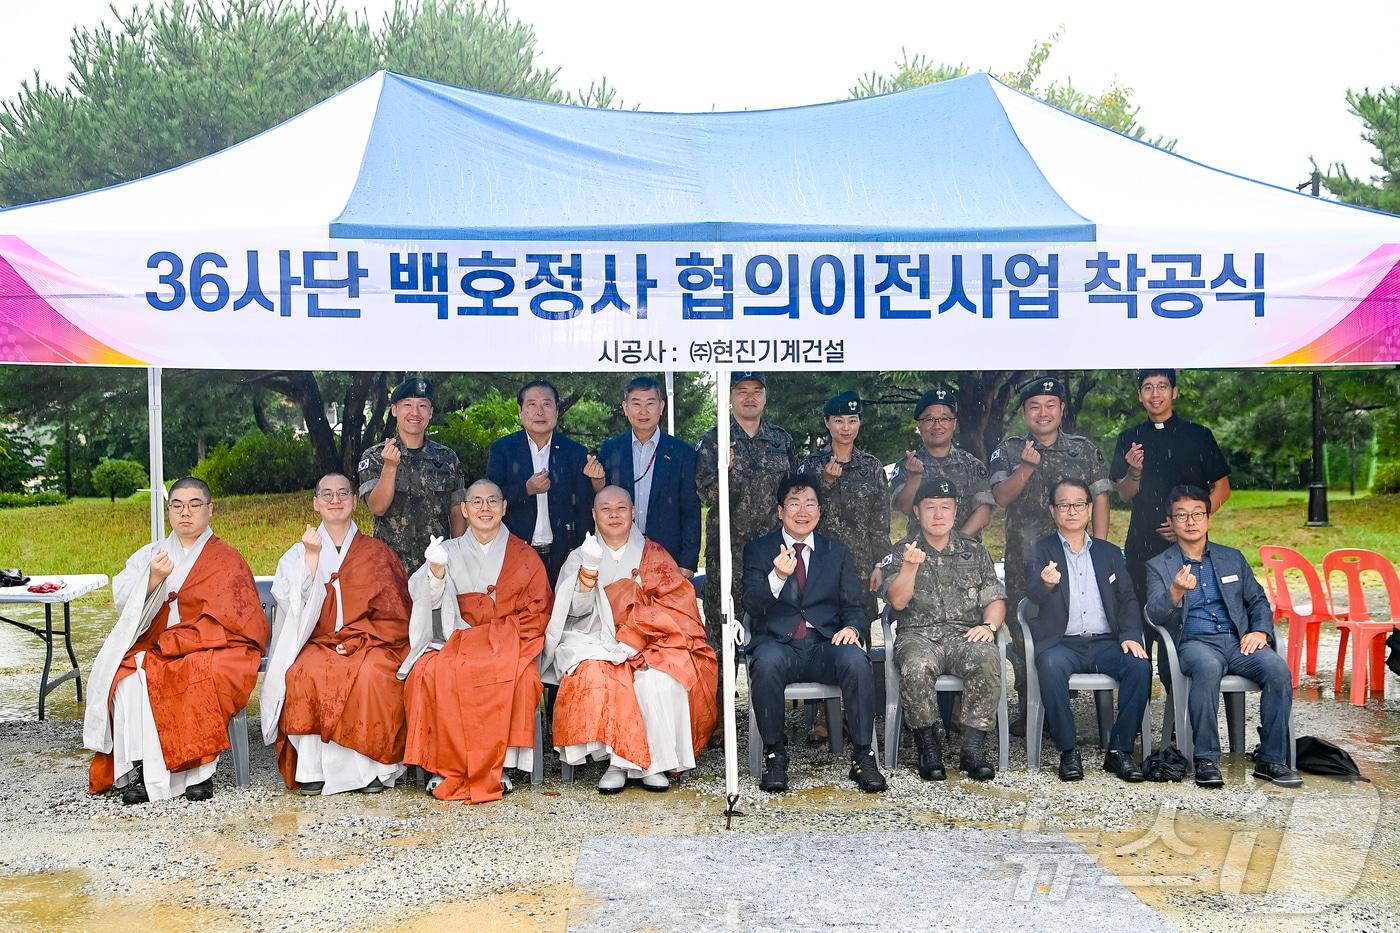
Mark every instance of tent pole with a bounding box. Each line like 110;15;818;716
665;371;676;436
716;367;739;813
147;367;165;543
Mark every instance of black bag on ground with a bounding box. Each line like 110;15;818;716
1142;745;1189;782
1294;736;1370;782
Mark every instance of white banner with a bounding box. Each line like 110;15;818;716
2;232;1397;370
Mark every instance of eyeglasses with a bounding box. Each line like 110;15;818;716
917;416;956;426
1052;501;1089;513
468;497;503;508
316;490;353;502
1170;510;1208;523
169;500;207;513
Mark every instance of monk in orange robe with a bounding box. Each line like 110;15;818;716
85;477;266;804
543;485;718;794
262;472;412;795
398;479;551;803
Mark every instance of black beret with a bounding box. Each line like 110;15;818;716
1017;375;1067;407
390;377;434;404
731;371;766;387
913;476;959;505
824;390;863;417
914;385;958;419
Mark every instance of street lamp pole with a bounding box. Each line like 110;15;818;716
1297;170;1329;527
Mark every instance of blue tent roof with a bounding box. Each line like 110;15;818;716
331;72;1095;242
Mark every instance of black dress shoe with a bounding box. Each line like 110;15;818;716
912;727;946;781
759;745;789;793
297;781;325;796
1103;750;1145;782
1251;761;1303;788
848;745;888;793
359;777;385;794
184;777;214;801
1194;758;1224;788
1057;748;1084;782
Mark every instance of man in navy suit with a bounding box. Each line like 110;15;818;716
1146;485;1301;789
486;380;595;584
592;376;701;575
742;476;885;794
1024;476;1150;783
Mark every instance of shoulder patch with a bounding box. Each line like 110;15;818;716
357;458;371;472
988;448;1003;463
878;552;894;568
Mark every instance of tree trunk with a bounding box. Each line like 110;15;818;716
62;410;73;498
252;391;271;433
339;372;382;478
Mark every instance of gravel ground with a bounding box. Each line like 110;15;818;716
0;630;1397;932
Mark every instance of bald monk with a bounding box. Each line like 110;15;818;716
398;479;551;802
543;486;718;794
262;473;412;795
85;478;266;804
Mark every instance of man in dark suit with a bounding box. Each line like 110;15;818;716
486;380;595;585
1024;476;1150;783
593;376;701;575
742;475;884;794
1145;485;1301;789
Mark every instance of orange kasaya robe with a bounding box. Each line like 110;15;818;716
551;540;719;771
276;535;411;790
89;537;266;794
403;535;551;803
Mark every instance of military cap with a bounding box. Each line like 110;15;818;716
1017;375;1067;407
824;390;863;417
914;385;958;419
390;376;435;404
731;371;766;387
913;476;959;505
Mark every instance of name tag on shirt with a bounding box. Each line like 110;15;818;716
1221;574;1240;584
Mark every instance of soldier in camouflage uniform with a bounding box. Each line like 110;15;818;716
881;478;1006;781
889;385;995;539
358;377;466;575
696;372;797;686
989;376;1112;732
797;390;891;618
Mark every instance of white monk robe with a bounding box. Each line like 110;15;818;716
90;529;218;800
264;523;406;794
543;529;696;778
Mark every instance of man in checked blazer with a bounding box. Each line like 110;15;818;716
1024;476;1150;783
592;376;701;575
742;475;884;795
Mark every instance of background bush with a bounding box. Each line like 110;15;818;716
0;491;67;509
1373;462;1400;495
430;392;521;483
91;458;148;501
192;429;317;496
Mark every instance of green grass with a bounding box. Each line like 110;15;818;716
0;492;376;579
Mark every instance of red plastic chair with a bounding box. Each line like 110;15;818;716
1259;545;1333;688
1321;548;1400;706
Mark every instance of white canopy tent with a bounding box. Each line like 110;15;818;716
3;71;1398;806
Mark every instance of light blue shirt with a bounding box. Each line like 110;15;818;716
1059;533;1110;637
631;431;660;533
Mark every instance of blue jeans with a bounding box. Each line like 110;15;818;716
1178;632;1293;764
1036;634;1152;754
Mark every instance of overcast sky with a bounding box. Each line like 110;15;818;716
2;0;1396;193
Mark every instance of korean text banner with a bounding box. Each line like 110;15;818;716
2;235;1396;370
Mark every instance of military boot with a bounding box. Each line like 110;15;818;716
912;726;946;781
959;728;995;781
